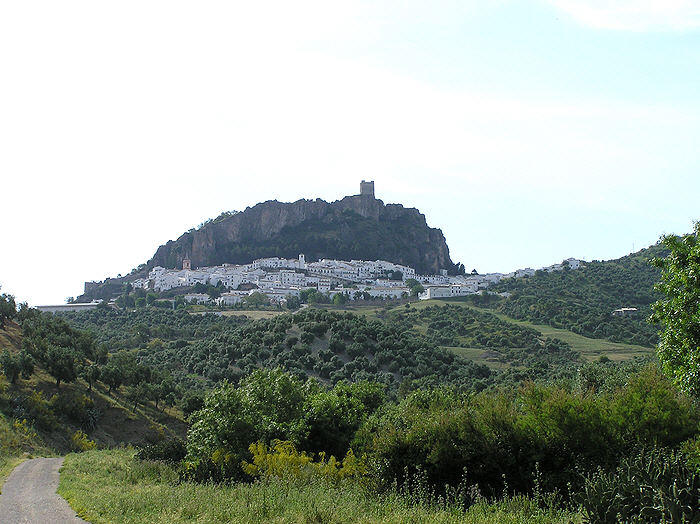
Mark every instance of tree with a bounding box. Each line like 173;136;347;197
286;296;301;310
187;369;306;460
18;351;34;380
82;363;101;392
0;350;21;383
405;278;425;297
45;345;79;388
0;292;17;329
245;292;269;308
101;363;125;394
651;223;700;396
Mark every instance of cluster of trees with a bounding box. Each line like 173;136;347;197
0;308;189;415
651;223;700;397
133;308;493;391
491;245;665;346
57;303;593;395
184;368;386;480
178;364;699;513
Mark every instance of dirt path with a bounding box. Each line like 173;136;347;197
0;457;88;524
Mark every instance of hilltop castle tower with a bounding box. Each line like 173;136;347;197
360;180;375;197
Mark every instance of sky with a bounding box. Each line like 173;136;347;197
1;1;699;306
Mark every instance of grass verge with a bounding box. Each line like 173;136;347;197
58;449;581;524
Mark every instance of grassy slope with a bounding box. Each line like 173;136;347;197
58;449;581;524
377;299;652;367
0;320;187;463
1;322;53;490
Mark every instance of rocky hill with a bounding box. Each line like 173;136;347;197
149;193;457;275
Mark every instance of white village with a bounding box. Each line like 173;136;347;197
110;253;582;308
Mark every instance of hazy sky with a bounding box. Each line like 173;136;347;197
2;1;699;306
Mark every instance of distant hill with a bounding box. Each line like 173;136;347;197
79;188;461;302
489;243;666;346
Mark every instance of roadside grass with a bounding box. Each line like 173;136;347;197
59;449;582;524
0;410;53;493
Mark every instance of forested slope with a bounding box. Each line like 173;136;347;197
491;244;665;346
59;303;584;393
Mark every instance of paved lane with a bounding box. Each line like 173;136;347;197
0;457;88;524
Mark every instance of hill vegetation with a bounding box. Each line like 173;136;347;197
489;244;665;346
0;310;187;482
57;302;595;393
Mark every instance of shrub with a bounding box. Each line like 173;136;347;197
578;448;700;523
357;374;700;500
20;391;58;431
137;438;187;464
241;440;367;484
71;430;96;452
185;369;307;481
12;418;38;447
50;392;99;430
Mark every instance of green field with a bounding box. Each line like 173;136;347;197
58;449;581;524
444;347;513;369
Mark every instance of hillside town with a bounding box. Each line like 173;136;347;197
113;254;584;307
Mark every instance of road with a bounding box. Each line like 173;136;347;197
0;457;88;524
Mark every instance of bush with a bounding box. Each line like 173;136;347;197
12;418;38;448
71;430;96;452
50;392;99;430
241;440;367;484
185;369;307;481
578;448;700;523
137;438;187;464
18;391;58;431
357;374;700;500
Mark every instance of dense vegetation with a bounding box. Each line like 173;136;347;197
490;244;665;346
389;304;578;371
0;305;186;456
58;304;589;394
651;223;700;396
140;363;699;523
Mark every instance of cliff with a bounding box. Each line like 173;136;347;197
149;195;455;275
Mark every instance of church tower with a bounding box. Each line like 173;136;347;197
183;254;192;271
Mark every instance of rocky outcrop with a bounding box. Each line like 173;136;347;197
148;194;456;275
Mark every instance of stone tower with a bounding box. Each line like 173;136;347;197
360;180;375;197
183;254;192;271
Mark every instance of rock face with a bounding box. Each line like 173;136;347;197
148;195;455;275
